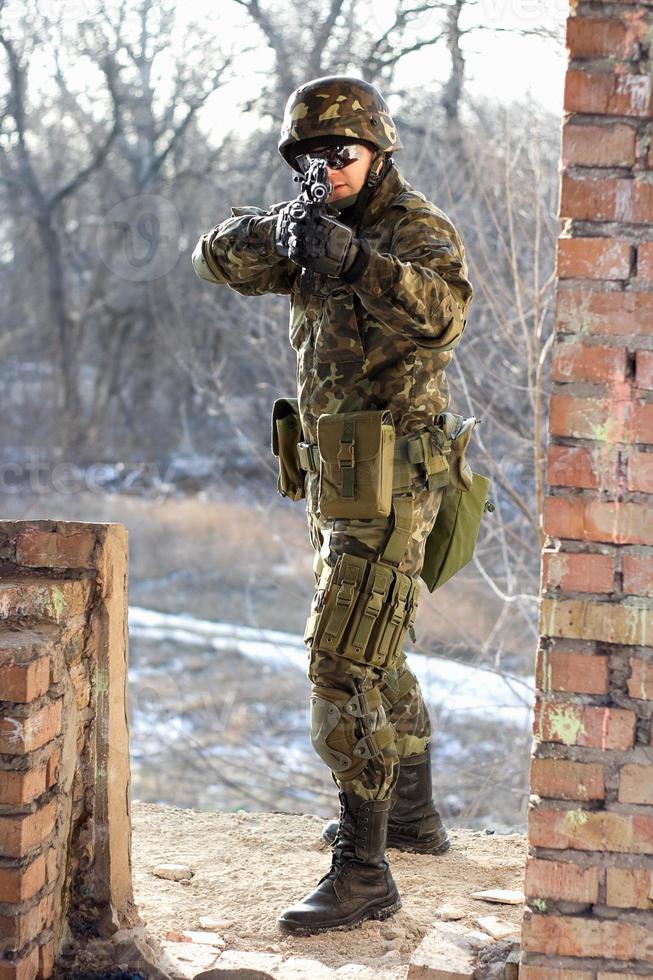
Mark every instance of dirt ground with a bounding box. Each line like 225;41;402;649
131;801;527;979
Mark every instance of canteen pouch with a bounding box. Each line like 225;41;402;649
316;410;396;519
421;471;491;592
271;397;305;501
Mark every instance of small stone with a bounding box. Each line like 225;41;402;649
153;863;194;881
470;889;524;905
381;925;404;940
474;915;520;940
436;905;466;921
179;877;192;886
198;915;233;930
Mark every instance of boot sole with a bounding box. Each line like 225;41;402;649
388;836;451;855
322;829;451;856
277;897;402;936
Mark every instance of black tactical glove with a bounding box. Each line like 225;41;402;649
275;203;370;282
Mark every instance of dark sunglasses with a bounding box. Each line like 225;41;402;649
294;143;367;174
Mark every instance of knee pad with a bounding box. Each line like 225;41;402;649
309;686;396;779
304;553;420;672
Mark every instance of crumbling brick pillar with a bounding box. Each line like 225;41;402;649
0;523;164;980
521;2;653;978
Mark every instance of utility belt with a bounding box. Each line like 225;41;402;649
271;399;492;591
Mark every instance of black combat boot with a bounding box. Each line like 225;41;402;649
278;791;401;934
322;748;450;855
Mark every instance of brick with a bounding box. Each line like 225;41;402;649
0;580;90;626
549;395;653;445
543;496;653;546
547;445;601;490
0;853;46;903
534;701;635;751
528;807;653;854
557;287;653;337
619;764;653;804
566;16;641;60
0;766;47;805
530;758;605;801
564;69;614;113
45;747;59;789
541;552;615;595
628;450;653;492
560;177;653;226
631;401;653;443
623;552;653;596
628;658;653;700
38;939;54;979
543;497;587;539
559;175;624;222
548;395;611;441
525;856;599;903
522;911;653;959
0;801;57;858
565;69;653;118
551;338;627;384
640;242;653;280
0;657;50;704
557;238;632;280
634;182;653;223
584;499;653;545
15;527;96;569
606;867;652;909
0;700;62;754
540;596;653;646
562;122;636;168
45;846;57;885
0;945;39;980
535;647;609;694
637;351;653;389
0;891;53;952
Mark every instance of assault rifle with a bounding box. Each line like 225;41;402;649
275;157;331;258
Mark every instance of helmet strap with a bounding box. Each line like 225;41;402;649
351;150;390;227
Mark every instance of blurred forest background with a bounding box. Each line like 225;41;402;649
0;0;565;829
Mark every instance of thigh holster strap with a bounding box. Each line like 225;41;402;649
352;722;396;761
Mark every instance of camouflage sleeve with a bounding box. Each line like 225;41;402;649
350;209;473;351
192;204;297;296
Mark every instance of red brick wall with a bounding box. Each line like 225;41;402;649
0;523;134;979
522;1;653;976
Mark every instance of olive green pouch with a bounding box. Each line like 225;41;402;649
271;397;305;501
421;471;492;592
316;410;395;519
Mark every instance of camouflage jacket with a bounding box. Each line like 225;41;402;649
192;162;473;446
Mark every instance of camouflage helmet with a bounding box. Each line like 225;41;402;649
278;75;402;171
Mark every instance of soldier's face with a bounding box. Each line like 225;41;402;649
326;145;376;202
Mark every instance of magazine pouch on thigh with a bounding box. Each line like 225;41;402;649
316;410;395;519
271;397;305;501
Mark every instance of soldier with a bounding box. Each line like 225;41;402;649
192;75;473;934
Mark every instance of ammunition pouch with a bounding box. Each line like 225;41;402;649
304;553;420;673
271;397;305;501
316;410;396;519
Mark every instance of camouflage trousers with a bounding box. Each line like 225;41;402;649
304;474;443;801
